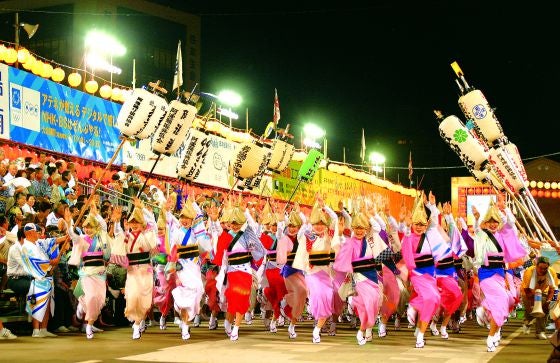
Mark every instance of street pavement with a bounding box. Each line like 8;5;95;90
0;316;553;363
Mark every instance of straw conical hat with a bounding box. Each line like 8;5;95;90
82;213;101;232
128;207;146;227
157;209;166;230
180;201;197;219
309;201;330;225
350;199;370;229
260;202;277;225
228;194;247;225
287;204;303;227
411;192;428;225
482;199;502;224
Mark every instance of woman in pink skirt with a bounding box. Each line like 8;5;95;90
401;193;448;348
276;207;308;339
472;200;527;352
293;199;339;343
334;210;387;345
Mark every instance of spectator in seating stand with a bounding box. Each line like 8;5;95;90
31;166;52;201
46;201;68;227
50;174;64;205
61;171;71;190
117;164;130;197
6;229;31;297
85;170;99;196
65;188;78;206
31;201;52;228
22;194;37;215
69;204;81;221
46;225;77;334
55;160;67;175
127;166;143;198
46;164;58;186
8;192;27;225
3;161;19;184
11;212;25;232
66;162;77;189
108;173;123;207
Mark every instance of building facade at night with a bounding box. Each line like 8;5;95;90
0;0;200;91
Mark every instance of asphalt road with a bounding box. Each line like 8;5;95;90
0;316;554;363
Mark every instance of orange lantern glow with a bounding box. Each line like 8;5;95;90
41;63;54;79
85;80;99;94
99;84;112;99
4;48;18;64
22;55;35;70
68;72;82;87
17;48;30;63
0;44;7;61
51;68;65;82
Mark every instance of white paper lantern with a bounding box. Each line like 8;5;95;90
439;115;489;171
99;84;112;99
177;128;212;181
152;100;197;155
267;139;295;172
488;145;526;193
205;120;220;133
470;169;488;183
231;142;269;180
458;89;504;147
116;88;168;139
503;141;528;184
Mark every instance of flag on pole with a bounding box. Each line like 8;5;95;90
172;40;183;92
360;128;366;164
408;150;413;183
273;88;280;128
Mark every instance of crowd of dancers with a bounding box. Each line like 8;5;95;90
4;179;553;353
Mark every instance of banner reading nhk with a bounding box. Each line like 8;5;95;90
0;64;122;163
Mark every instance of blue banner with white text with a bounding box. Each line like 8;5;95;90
0;64;122;163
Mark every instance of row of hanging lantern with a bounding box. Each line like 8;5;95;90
0;44;128;102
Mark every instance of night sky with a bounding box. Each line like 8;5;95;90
5;1;559;199
179;2;559;199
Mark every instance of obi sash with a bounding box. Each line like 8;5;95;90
436;256;454;269
353;238;378;282
177;244;199;259
414;254;435;268
83;252;105;267
127;251;151;266
227;251;252;265
309;252;331;266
